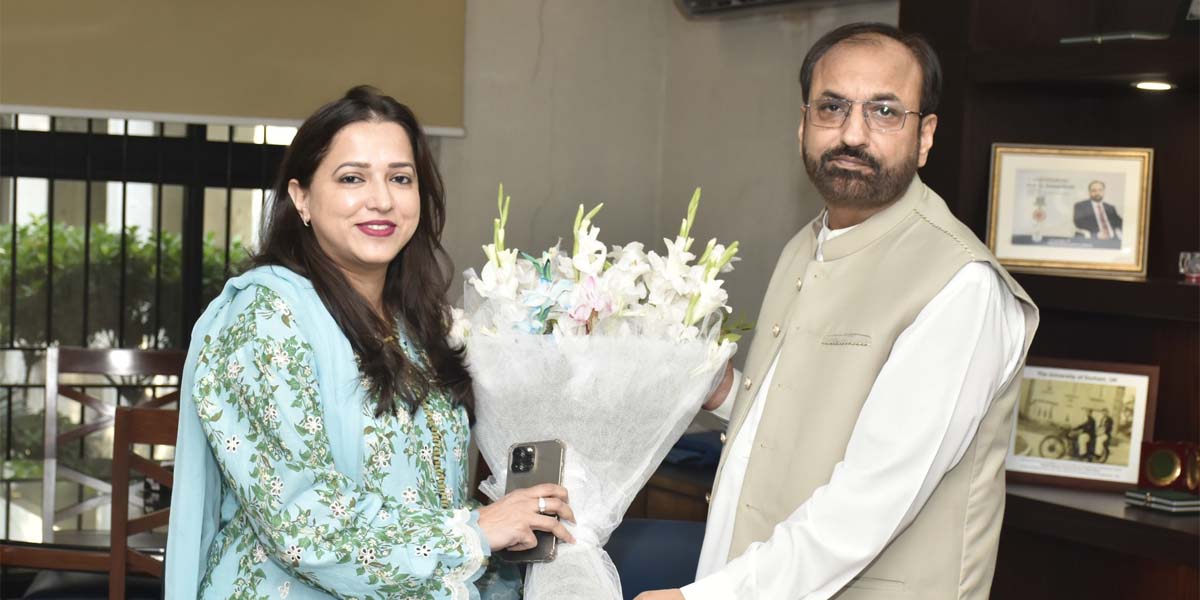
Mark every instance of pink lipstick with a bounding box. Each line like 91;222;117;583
356;220;397;237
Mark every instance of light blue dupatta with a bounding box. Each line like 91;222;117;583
165;265;367;598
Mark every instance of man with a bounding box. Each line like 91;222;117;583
1074;410;1098;460
637;22;1038;600
1094;408;1114;461
1073;181;1123;240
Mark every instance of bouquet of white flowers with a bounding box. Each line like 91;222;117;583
459;186;739;599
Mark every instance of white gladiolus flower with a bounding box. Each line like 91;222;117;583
600;271;646;318
688;277;730;326
554;252;578;281
646;237;698;298
572;222;607;277
448;308;471;347
473;245;520;301
609;242;650;274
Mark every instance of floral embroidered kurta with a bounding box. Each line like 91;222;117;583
189;283;515;599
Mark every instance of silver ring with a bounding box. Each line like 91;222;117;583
537;497;547;514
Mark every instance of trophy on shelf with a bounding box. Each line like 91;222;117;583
1125;441;1200;514
1179;252;1200;284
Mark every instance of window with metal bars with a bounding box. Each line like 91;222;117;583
0;113;288;541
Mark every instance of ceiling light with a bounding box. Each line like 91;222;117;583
1134;81;1175;91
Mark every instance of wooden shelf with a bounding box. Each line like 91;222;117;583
968;38;1199;86
1005;483;1199;568
1015;274;1199;322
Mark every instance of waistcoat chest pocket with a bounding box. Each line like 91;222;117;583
820;333;872;347
847;574;906;592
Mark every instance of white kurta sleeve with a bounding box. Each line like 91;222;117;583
705;369;741;424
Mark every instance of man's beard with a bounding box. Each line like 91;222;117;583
803;142;919;209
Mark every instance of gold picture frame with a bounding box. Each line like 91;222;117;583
987;144;1154;280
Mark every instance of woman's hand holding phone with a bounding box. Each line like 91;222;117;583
477;483;576;551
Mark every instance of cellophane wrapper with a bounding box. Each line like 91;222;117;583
469;333;733;599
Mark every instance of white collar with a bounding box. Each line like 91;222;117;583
815;211;858;262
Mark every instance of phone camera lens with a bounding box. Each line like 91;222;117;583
511;446;535;473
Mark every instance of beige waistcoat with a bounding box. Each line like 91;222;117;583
714;176;1039;599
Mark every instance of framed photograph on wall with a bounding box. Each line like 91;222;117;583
987;144;1154;280
1006;358;1159;492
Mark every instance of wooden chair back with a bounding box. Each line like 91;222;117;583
41;346;184;542
110;406;179;599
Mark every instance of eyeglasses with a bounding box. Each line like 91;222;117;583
803;98;922;133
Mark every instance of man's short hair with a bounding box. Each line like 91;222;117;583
799;22;943;116
1089;180;1106;189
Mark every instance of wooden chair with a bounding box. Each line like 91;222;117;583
13;406;178;599
0;541;109;572
109;406;178;599
41;347;184;542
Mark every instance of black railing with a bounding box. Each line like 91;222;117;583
0;114;286;540
0;119;285;350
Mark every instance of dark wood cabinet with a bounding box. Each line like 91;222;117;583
900;0;1198;442
997;485;1199;599
625;463;714;523
900;1;1200;596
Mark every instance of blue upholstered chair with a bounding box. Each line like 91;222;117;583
605;519;707;599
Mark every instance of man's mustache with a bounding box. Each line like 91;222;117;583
819;145;881;175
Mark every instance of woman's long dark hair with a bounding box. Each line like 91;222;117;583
254;85;473;419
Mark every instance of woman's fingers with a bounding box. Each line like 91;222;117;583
530;514;576;544
535;497;576;523
521;483;569;503
509;533;538;551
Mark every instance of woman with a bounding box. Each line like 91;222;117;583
166;86;574;599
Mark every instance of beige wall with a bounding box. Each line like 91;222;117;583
658;1;899;328
0;1;466;129
438;0;671;278
439;0;899;357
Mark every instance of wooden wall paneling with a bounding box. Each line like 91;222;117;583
898;0;971;222
994;528;1200;600
968;39;1199;84
968;0;1184;51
